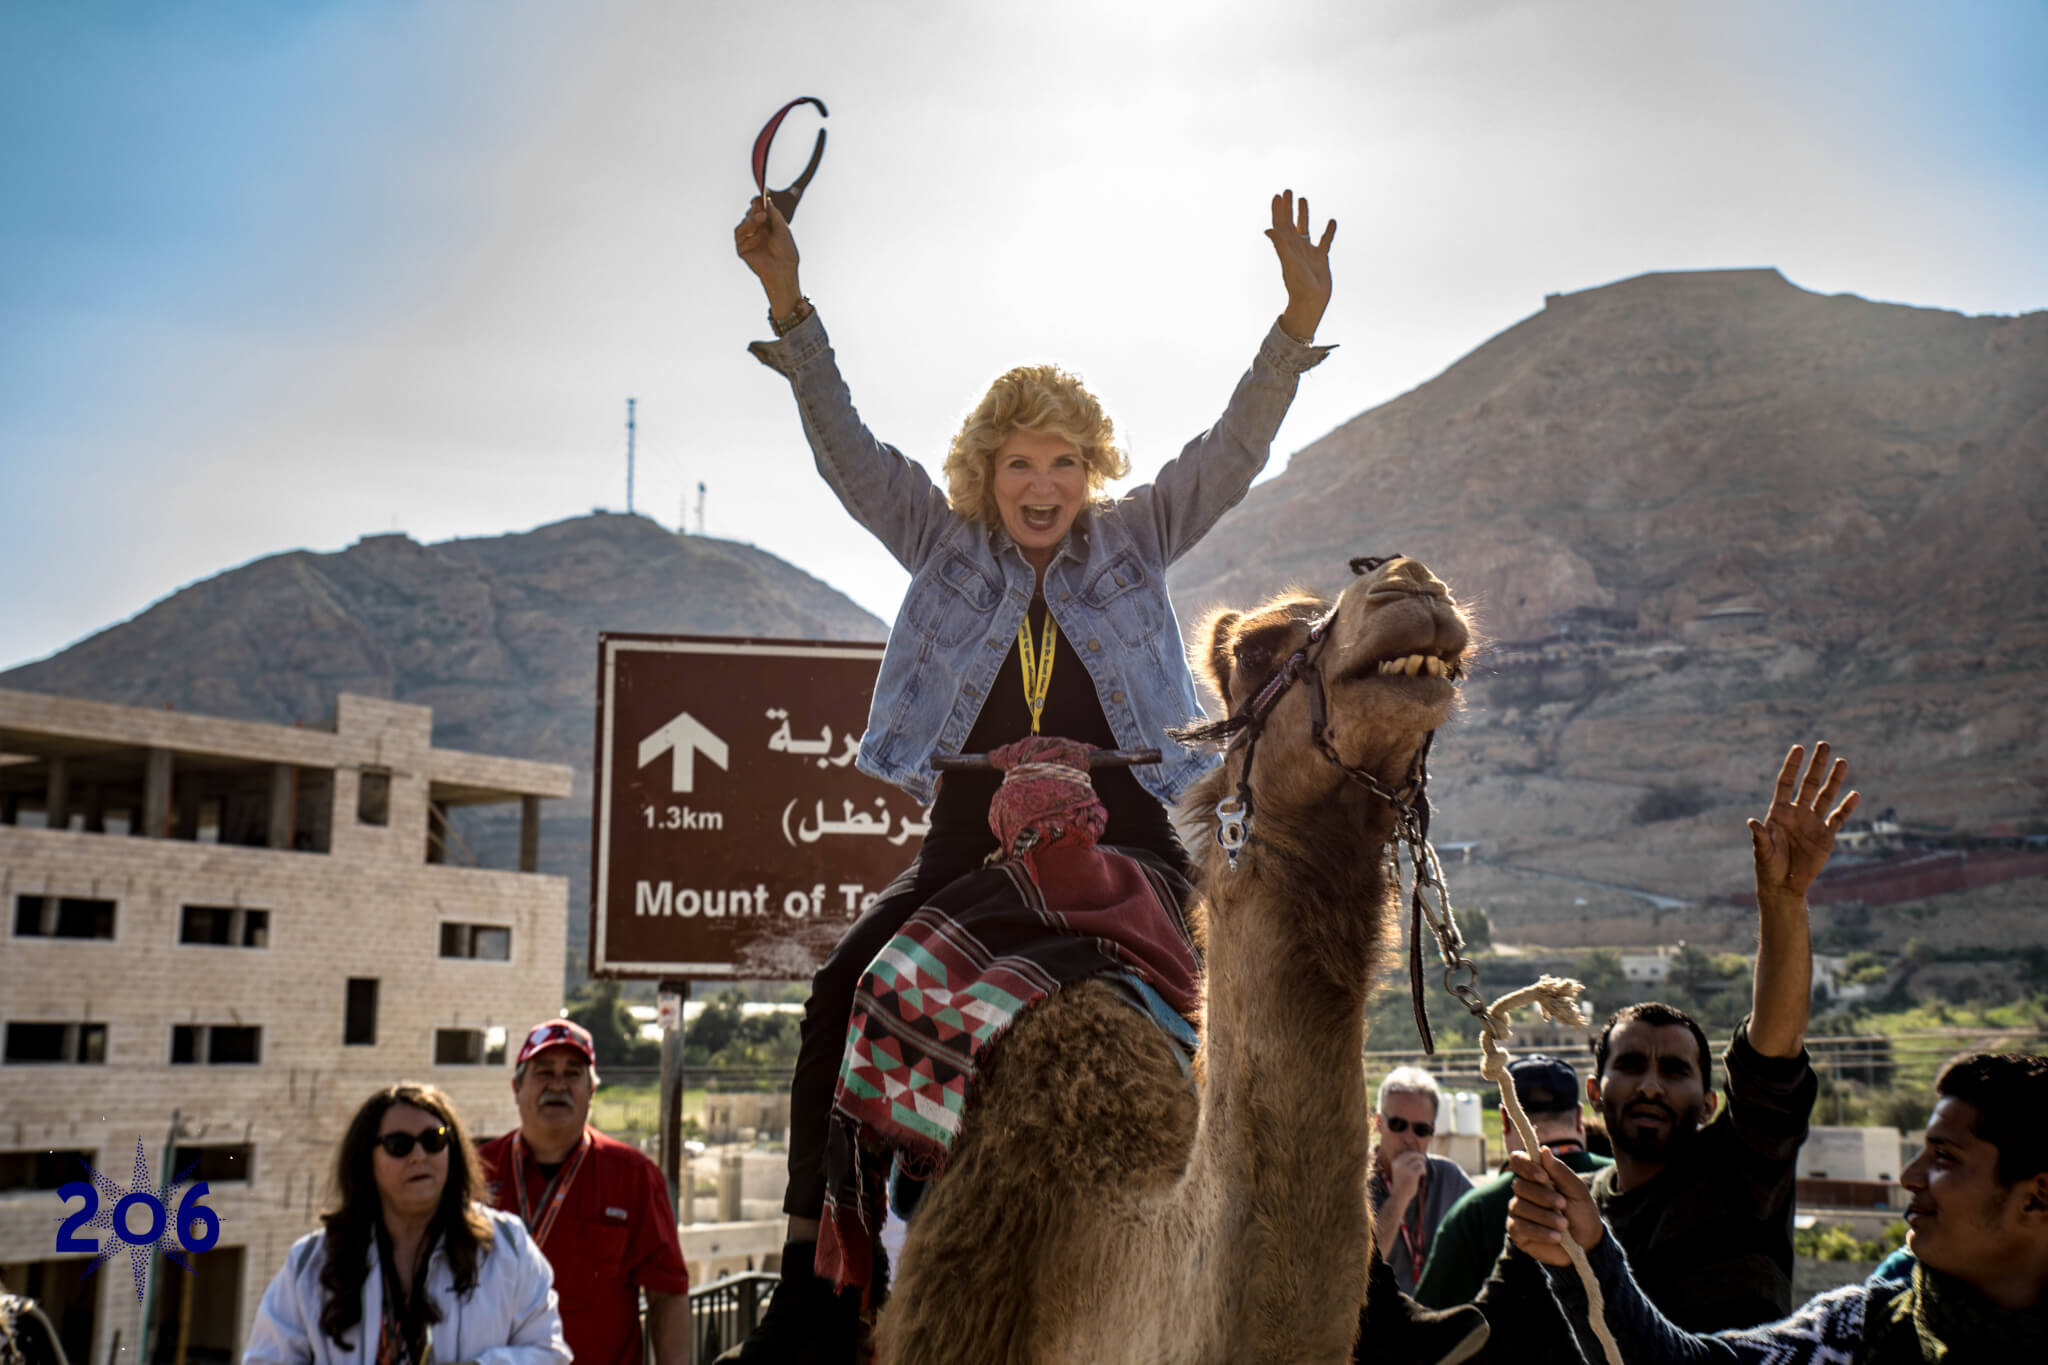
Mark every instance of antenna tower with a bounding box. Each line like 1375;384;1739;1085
625;398;637;515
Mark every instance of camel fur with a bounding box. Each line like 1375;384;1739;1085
872;556;1472;1365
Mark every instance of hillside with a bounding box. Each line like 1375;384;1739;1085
1170;269;2048;937
11;269;2045;961
0;514;887;968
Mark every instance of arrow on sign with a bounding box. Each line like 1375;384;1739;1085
637;712;729;794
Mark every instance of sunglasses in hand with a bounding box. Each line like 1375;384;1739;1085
1382;1115;1436;1139
377;1126;450;1159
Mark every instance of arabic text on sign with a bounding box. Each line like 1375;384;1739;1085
765;708;861;768
779;797;930;848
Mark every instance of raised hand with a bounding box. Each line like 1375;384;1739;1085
1265;189;1336;343
733;195;804;316
1749;741;1859;909
1388;1149;1429;1200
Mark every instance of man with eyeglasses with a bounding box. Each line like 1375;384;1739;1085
1370;1066;1473;1296
478;1019;693;1365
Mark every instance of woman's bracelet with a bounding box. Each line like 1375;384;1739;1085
769;296;814;337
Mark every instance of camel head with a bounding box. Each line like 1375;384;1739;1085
1180;555;1471;865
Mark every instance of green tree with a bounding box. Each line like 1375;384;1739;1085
1574;950;1628;1006
567;980;659;1067
1667;943;1723;998
1459;907;1493;952
684;988;745;1062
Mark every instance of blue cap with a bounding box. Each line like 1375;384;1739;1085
1507;1054;1580;1114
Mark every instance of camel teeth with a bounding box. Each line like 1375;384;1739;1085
1404;655;1425;676
1424;656;1444;677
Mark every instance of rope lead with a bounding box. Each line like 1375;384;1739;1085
1476;976;1625;1365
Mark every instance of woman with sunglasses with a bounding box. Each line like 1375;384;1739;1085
245;1084;569;1365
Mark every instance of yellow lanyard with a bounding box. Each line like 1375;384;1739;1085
1017;610;1058;734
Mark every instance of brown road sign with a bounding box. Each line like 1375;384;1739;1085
591;632;926;980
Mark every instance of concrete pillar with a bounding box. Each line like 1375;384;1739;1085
176;781;202;842
144;747;173;839
717;1153;743;1223
310;770;334;852
45;756;70;832
519;795;542;873
268;764;295;850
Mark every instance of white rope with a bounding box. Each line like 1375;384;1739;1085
999;761;1094;788
1476;975;1625;1365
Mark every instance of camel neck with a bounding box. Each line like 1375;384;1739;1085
1195;833;1391;1162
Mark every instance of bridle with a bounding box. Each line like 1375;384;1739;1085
1169;554;1490;1052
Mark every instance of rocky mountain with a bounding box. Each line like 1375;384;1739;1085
1;513;886;968
11;270;2044;964
1170;268;2048;945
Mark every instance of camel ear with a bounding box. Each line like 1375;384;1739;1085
1190;607;1242;702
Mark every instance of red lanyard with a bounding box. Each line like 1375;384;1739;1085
1396;1165;1429;1273
511;1130;590;1249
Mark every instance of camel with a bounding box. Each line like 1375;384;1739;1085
869;554;1473;1365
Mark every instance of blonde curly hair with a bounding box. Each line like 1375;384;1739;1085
943;364;1131;525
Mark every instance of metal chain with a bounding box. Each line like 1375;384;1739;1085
1395;813;1490;1025
1325;738;1491;1029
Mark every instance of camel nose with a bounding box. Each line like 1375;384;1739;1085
1362;556;1449;602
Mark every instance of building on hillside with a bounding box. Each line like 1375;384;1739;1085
1810;954;1881;1007
1618;946;1675;990
0;689;572;1365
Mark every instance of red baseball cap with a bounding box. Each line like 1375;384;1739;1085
515;1018;596;1068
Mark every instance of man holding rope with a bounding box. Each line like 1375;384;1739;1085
1505;1052;2048;1362
1441;740;1854;1365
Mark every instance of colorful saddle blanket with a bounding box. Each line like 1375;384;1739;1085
814;740;1203;1297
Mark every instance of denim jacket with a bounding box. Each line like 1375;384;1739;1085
748;310;1332;807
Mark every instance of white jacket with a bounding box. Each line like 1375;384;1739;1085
243;1207;570;1365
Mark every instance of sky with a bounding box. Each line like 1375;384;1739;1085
2;0;2044;671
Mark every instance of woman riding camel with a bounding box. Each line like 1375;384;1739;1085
727;188;1335;1360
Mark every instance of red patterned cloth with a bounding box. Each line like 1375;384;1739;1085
812;737;1204;1298
985;735;1108;858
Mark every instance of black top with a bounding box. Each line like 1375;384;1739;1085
927;601;1185;872
1587;1022;1819;1332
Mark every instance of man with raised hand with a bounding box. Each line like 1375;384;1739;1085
479;1019;694;1365
1548;740;1850;1331
1505;1052;2048;1363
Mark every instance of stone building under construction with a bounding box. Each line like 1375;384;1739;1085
0;689;571;1365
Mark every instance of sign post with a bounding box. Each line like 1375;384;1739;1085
656;977;690;1217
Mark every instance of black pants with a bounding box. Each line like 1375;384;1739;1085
780;825;1193;1218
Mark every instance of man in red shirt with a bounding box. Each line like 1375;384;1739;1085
480;1019;693;1365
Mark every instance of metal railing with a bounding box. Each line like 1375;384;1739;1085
640;1273;778;1363
602;1028;2045;1153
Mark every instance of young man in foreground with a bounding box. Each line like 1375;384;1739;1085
1505;1052;2048;1362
